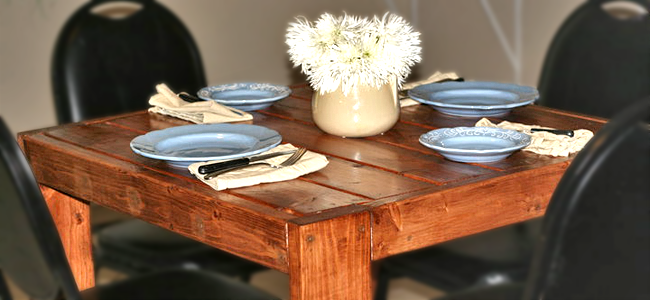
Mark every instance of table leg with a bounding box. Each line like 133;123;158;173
40;185;94;290
288;211;371;300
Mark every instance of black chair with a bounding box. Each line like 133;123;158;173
376;2;649;298
0;117;279;300
51;0;265;281
433;98;650;300
537;0;650;119
52;0;206;124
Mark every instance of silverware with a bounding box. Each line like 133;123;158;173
178;92;246;117
530;128;575;137
203;147;308;180
198;149;297;174
178;92;202;103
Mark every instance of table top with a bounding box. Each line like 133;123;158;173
18;83;606;274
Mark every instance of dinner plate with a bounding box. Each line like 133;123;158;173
197;83;292;111
419;127;531;163
130;124;282;167
408;81;538;117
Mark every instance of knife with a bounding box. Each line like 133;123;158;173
178;92;246;117
530;128;575;137
197;150;297;174
178;92;202;103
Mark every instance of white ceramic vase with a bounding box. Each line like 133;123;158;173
312;79;399;138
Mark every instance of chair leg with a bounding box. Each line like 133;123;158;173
0;270;13;300
373;268;391;300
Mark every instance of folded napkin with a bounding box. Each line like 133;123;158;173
400;71;461;107
188;144;329;191
149;83;253;124
475;118;594;157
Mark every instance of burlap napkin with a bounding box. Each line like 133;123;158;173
400;71;461;107
475;118;594;157
188;144;329;191
149;83;253;124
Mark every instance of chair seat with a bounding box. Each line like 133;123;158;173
96;219;266;277
81;269;279;300
381;247;529;292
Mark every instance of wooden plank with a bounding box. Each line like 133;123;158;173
288;210;371;300
230;180;369;214
22;133;293;271
262;96;314;123
251;113;495;184
302;158;433;200
40;185;94;290
288;84;314;100
371;161;570;259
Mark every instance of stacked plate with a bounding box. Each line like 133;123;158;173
130;124;282;167
197;83;291;111
408;81;538;117
419;127;531;163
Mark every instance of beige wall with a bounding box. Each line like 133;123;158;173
0;0;583;134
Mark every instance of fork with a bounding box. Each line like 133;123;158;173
203;147;307;180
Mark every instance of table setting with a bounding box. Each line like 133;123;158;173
127;11;596;193
129;82;330;192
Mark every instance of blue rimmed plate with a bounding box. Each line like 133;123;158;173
130;124;282;167
408;81;538;117
419;127;531;163
197;83;291;111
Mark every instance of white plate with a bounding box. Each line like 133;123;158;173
197;83;291;111
419;127;531;163
408;81;538;117
130;124;281;167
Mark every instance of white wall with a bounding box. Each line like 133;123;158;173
0;0;583;134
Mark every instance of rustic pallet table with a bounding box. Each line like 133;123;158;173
18;84;605;299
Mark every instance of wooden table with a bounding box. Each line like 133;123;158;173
18;84;605;299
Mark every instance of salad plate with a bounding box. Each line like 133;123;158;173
197;83;291;111
408;81;538;117
419;127;531;163
130;124;281;167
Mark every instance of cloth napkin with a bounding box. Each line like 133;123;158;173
188;144;329;191
400;71;461;107
149;83;253;124
475;118;594;157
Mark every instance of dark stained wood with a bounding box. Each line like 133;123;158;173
17;83;607;299
22;133;293;271
251;113;497;184
370;162;570;259
40;185;94;290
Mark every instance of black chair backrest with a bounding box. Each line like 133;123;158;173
523;98;650;300
537;0;650;118
52;0;206;124
0;117;82;300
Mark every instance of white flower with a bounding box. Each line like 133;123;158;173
286;13;421;96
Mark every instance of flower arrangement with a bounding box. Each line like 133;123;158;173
286;13;422;96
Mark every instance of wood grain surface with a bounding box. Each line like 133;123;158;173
19;84;606;297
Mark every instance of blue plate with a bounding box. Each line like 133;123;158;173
130;124;282;167
197;83;291;111
419;127;531;163
408;81;538;117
